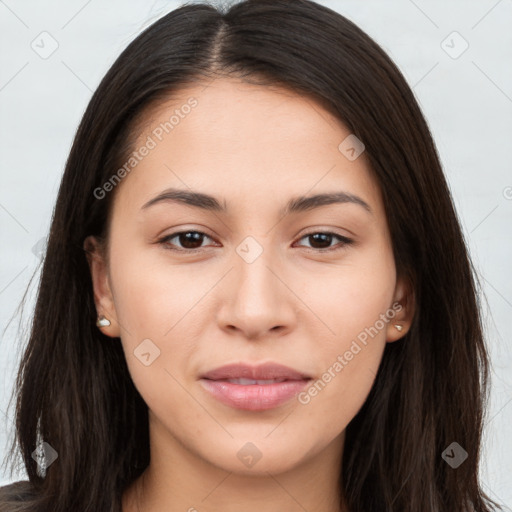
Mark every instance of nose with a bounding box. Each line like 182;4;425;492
216;245;297;341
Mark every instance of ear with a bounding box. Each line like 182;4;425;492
83;235;121;338
386;274;415;342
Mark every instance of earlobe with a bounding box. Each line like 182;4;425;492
386;275;415;342
83;235;121;338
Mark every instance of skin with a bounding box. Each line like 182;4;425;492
84;77;414;512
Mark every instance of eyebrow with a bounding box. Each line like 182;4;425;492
141;187;373;216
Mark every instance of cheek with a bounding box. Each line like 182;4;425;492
298;243;396;346
107;240;205;395
295;249;395;428
108;237;205;338
297;324;385;438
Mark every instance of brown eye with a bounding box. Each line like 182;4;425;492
159;231;215;251
158;230;353;254
295;232;353;252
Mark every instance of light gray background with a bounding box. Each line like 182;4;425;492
0;0;511;507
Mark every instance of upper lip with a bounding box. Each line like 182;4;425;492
200;362;312;381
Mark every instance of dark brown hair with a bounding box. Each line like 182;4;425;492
0;0;501;510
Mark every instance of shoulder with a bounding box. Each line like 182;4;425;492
0;480;36;510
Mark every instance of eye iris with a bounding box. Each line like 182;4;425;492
179;232;204;249
308;233;333;249
166;231;344;252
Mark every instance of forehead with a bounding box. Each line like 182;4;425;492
110;77;383;221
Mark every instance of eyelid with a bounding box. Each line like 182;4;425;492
157;228;354;253
157;230;218;252
293;230;353;252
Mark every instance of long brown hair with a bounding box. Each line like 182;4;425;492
0;0;502;510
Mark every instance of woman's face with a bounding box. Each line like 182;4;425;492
86;77;412;476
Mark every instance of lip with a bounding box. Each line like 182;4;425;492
199;362;312;411
200;362;312;381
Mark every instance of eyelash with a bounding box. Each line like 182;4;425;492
157;230;354;254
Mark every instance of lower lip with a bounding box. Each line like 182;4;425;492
199;379;311;411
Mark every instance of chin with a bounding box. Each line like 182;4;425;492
198;435;312;475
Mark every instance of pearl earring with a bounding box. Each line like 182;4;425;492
394;324;403;332
96;315;111;327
